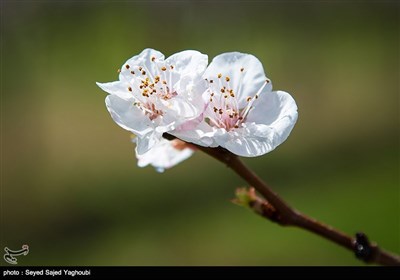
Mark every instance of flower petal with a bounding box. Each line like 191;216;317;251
160;96;200;120
166;50;208;77
214;124;275;157
105;95;153;136
96;81;134;100
246;90;298;143
119;48;165;81
135;138;194;172
135;131;162;155
204;52;272;107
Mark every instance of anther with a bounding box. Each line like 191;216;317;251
240;68;244;72
125;65;130;69
128;87;132;91
218;73;222;78
130;71;135;75
170;65;174;70
142;71;146;75
246;96;252;102
225;76;230;82
151;56;156;62
161;66;167;71
210;80;214;83
221;88;225;93
117;69;121;73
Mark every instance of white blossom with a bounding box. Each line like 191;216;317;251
97;48;208;155
174;52;298;157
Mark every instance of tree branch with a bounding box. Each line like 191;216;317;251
163;133;400;265
198;145;400;266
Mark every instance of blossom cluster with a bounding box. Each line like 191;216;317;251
97;49;298;172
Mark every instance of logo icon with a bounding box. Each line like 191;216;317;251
3;245;29;265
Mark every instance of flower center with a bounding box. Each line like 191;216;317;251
205;68;269;131
121;59;177;121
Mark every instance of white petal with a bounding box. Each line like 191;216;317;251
135;132;162;155
172;121;217;147
246;90;298;142
96;81;134;100
119;48;165;80
166;50;208;77
204;52;272;107
105;95;153;137
161;96;199;120
136;138;194;172
214;124;274;157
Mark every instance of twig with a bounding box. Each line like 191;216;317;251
163;133;400;265
198;145;400;266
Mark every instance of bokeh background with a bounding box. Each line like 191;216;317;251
1;0;398;266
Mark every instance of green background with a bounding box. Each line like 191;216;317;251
1;1;398;265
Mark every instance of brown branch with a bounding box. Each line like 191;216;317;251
197;144;400;266
163;133;400;265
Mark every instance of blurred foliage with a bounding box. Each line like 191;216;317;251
1;1;399;265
